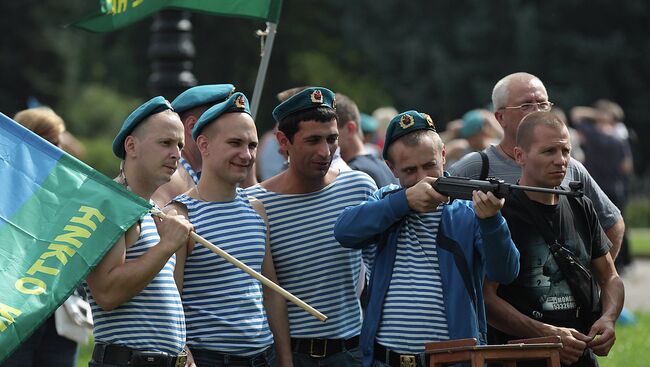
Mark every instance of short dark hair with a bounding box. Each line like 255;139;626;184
278;107;338;142
334;93;360;129
516;111;566;151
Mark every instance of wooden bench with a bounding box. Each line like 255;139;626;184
425;336;562;367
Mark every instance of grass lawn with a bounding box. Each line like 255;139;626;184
629;227;650;257
599;311;650;367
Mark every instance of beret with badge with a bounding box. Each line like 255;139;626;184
112;96;174;159
272;87;336;123
192;92;251;140
382;110;437;159
171;84;236;114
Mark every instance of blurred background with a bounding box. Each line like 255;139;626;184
1;2;650;365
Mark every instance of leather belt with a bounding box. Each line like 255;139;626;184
191;347;270;364
291;335;359;358
374;343;425;367
91;343;187;367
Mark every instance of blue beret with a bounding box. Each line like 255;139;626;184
272;87;336;123
382;110;437;159
360;113;378;133
459;110;485;138
192;92;251;140
171;84;236;114
112;96;174;159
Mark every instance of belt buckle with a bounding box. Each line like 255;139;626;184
309;339;327;358
175;351;187;367
400;354;417;367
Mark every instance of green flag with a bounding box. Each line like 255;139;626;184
0;113;152;362
72;0;283;32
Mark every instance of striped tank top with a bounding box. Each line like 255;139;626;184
245;170;377;338
174;191;273;356
87;212;186;355
376;208;450;353
180;157;200;185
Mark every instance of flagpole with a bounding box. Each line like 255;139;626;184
250;22;277;120
152;211;327;322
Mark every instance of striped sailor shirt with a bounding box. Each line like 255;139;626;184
87;212;186;355
375;208;450;354
245;170;377;338
174;191;273;355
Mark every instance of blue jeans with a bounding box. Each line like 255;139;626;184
1;315;78;367
292;346;362;367
192;346;276;367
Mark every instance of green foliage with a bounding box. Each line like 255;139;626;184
288;50;392;113
62;84;142;138
2;0;650;175
625;196;650;228
629;228;650;257
79;136;121;178
599;312;650;367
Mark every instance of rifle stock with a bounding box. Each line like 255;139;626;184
431;176;583;201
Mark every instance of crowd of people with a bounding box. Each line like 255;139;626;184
3;71;633;367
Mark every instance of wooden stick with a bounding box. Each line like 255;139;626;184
153;210;327;322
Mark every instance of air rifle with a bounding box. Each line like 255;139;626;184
431;176;584;201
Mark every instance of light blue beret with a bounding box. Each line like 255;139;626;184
360;113;378;133
272;87;336;123
382;110;437;159
459;110;485;138
171;84;236;113
192;92;251;140
112;96;174;159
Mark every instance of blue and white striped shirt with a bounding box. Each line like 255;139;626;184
174;191;273;356
180;157;200;185
375;208;450;354
87;213;186;355
245;170;377;338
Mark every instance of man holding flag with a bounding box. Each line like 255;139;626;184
85;97;194;367
167;92;292;367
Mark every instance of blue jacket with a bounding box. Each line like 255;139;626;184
333;185;520;367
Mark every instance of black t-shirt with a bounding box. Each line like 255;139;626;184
497;191;611;329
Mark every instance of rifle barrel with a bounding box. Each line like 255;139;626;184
508;183;582;197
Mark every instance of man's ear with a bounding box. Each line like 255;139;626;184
276;130;290;151
440;144;447;166
347;121;358;134
385;158;399;178
514;146;525;166
196;134;209;156
124;135;137;157
186;115;198;131
494;110;506;129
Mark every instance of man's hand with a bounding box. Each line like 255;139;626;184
587;316;616;356
472;190;504;219
405;177;449;213
154;209;194;254
552;326;591;365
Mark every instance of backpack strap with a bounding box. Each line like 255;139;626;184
478;151;490;180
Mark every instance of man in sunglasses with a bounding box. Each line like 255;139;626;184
448;72;624;260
